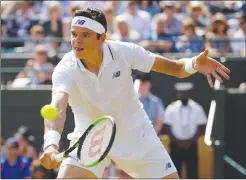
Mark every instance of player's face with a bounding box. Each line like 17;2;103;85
71;26;105;59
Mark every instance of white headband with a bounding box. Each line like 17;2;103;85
71;16;106;34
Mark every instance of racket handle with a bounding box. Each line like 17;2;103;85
54;152;64;162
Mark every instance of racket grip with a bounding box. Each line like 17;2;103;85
54;152;64;162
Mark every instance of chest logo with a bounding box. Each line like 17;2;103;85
112;71;121;79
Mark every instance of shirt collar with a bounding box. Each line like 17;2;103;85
102;42;113;68
72;42;113;72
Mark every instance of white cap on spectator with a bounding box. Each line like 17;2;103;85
160;1;178;7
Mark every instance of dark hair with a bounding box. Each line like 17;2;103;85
74;8;107;40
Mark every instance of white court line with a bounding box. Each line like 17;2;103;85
204;80;220;146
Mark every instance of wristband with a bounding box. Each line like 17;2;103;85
43;130;61;150
184;57;197;74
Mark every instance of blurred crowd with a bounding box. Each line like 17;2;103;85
1;0;246;56
1;0;246;87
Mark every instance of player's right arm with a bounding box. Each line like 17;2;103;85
40;58;73;169
39;92;69;169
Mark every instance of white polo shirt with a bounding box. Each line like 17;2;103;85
164;99;207;140
52;40;156;140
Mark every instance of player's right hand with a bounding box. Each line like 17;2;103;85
39;145;60;169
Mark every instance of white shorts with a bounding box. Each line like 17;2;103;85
60;121;177;178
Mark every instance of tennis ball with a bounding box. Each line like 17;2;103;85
40;105;58;120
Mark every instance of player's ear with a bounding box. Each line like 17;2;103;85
100;33;106;42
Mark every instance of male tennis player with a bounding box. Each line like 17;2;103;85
40;8;230;179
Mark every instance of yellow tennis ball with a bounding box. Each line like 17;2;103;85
40;105;58;120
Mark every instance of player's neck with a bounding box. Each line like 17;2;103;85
80;50;103;76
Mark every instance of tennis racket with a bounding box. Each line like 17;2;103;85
54;115;116;167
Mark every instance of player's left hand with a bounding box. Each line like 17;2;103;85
193;49;231;88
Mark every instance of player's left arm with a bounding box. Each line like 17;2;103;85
152;49;231;88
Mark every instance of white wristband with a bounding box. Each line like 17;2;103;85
43;130;61;150
184;57;197;74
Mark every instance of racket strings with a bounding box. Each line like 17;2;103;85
78;120;113;165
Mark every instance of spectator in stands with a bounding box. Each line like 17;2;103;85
163;82;207;178
39;1;71;23
110;0;127;16
140;16;175;53
71;1;105;11
61;4;80;52
0;137;6;157
231;13;246;56
62;4;80;39
176;18;204;53
1;137;31;179
1;19;8;38
187;1;209;30
42;1;63;47
104;2;115;37
138;73;165;135
4;0;38;38
24;25;45;52
14;126;37;164
154;1;182;37
111;15;140;43
205;13;231;56
120;0;152;40
139;0;160;17
15;44;54;86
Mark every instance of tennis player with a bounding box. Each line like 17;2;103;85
39;8;230;179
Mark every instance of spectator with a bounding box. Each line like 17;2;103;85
61;4;80;52
138;73;165;135
153;1;182;37
120;1;152;40
205;13;231;56
163;82;207;178
4;0;38;38
14;44;54;86
187;1;209;30
110;0;127;16
111;15;140;43
103;2;115;37
24;25;45;52
139;0;160;17
1;19;8;38
71;1;105;11
42;1;63;46
39;1;72;23
140;16;175;53
176;18;204;53
231;13;246;56
1;137;31;179
14;126;37;164
62;4;80;39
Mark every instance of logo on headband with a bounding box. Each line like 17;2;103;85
75;19;86;25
